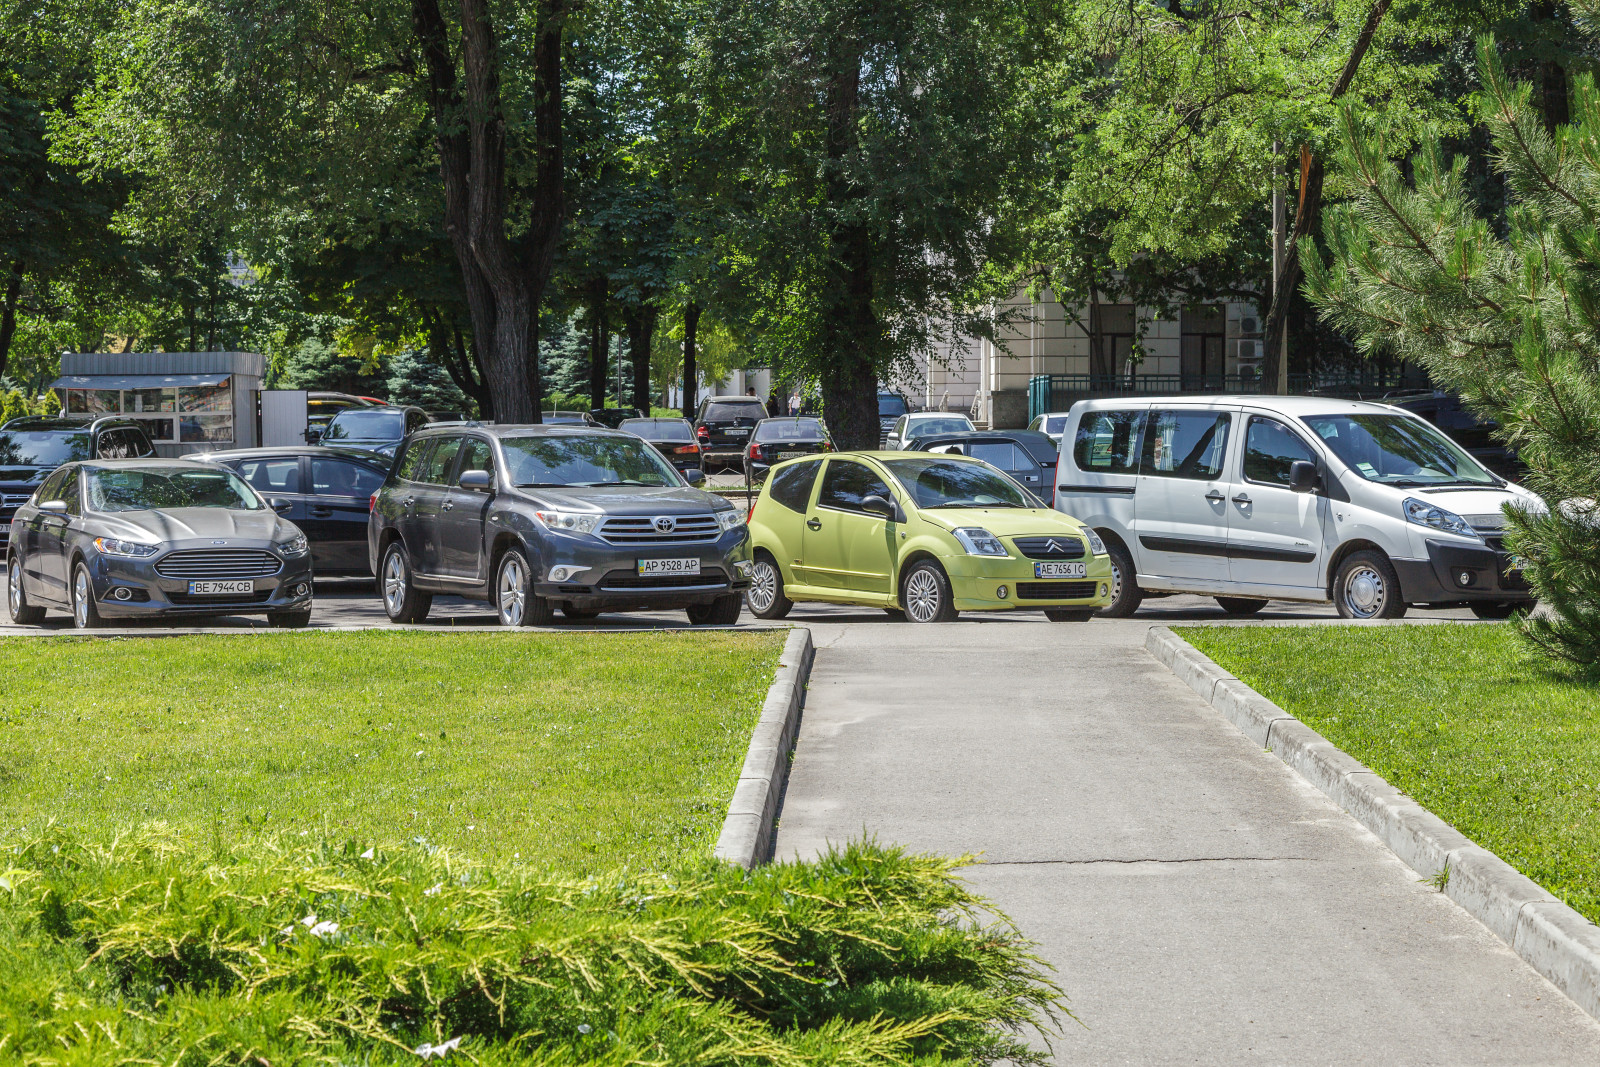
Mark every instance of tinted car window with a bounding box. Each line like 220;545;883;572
1073;411;1142;473
0;430;89;467
312;458;385;496
455;439;495;485
419;437;463;484
620;419;693;442
1141;411;1230;480
1244;417;1316;486
58;468;81;515
883;457;1036;509
35;467;68;504
395;439;431;482
406;409;429;432
238;458;302;494
326;410;405;441
817;460;894;513
968;441;1032;471
768;460;821;513
753;418;827;443
702;401;766;421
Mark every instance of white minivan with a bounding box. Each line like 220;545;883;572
1055;396;1540;620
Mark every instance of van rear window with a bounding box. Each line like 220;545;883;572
1072;411;1142;474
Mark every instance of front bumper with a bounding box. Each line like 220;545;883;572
943;552;1115;611
88;551;316;618
532;528;754;611
1392;538;1534;606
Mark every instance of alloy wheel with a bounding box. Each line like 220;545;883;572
73;567;91;628
747;560;778;613
382;550;407;617
498;555;527;626
904;568;942;623
1343;565;1385;619
7;558;21;615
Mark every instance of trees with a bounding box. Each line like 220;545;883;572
1304;37;1600;664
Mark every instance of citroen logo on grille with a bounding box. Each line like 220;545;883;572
653;516;677;534
1045;539;1063;554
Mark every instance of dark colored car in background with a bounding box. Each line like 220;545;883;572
192;446;391;575
908;429;1060;504
0;417;156;553
368;425;751;627
5;459;313;629
694;396;768;471
588;408;643;429
305;392;379;442
619;417;705;475
877;391;911;446
742;417;834;483
1387;391;1524;480
316;405;431;457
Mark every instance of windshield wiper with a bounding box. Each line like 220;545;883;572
569;479;663;487
514;482;572;488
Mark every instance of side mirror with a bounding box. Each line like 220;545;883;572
38;500;67;514
1288;460;1319;494
459;469;492;491
861;494;896;520
304;427;323;444
683;468;706;486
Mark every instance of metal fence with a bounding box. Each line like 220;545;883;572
1026;370;1430;421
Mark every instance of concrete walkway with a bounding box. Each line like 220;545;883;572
777;607;1600;1064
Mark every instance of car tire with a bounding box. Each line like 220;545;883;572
1333;549;1408;620
1470;601;1523;620
71;561;103;630
1096;538;1144;618
745;553;793;619
495;549;554;626
379;542;432;624
269;608;313;628
562;604;601;621
1216;597;1268;616
6;553;45;625
901;560;958;623
687;593;743;626
1044;609;1095;622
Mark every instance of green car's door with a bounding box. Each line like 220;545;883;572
801;458;897;597
761;459;824;588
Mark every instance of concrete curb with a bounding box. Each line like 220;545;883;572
713;626;813;868
1145;625;1600;1023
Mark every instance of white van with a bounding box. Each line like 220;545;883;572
1055;396;1540;620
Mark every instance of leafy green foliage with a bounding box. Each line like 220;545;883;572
1305;32;1600;665
0;831;1064;1065
386;348;474;416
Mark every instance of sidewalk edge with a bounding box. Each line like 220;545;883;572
1145;624;1600;1023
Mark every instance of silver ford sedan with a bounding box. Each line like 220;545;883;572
4;459;314;628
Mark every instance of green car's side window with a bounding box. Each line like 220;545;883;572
768;460;821;513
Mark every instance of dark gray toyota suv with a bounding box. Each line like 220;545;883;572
368;425;752;626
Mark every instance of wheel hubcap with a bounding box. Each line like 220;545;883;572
8;559;20;615
748;561;777;611
905;570;940;622
383;552;406;616
1346;566;1384;617
1109;559;1123;604
499;557;526;625
74;569;89;627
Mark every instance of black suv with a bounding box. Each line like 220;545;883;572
694;396;768;470
315;405;430;456
0;417;155;551
368;424;752;626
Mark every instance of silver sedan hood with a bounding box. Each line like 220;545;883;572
91;507;297;546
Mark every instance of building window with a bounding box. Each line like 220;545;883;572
61;379;234;444
1181;305;1226;387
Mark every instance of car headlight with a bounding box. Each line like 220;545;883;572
276;534;310;558
952;527;1009;557
92;536;160;558
534;510;602;534
716;508;747;532
1403;497;1481;539
1082;527;1107;555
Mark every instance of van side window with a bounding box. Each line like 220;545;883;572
768;459;821;513
1141;411;1231;480
1073;411;1143;473
1243;417;1315;486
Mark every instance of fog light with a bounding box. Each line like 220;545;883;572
1457;571;1473;587
734;560;753;578
1099;583;1108;597
112;586;133;601
996;584;1008;600
548;565;587;583
295;582;311;597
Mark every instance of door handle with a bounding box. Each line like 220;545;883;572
805;517;822;531
441;500;454;511
1204;490;1225;502
1232;493;1252;504
309;506;333;518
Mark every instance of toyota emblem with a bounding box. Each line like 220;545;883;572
653;516;677;533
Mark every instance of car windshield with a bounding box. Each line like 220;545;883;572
0;431;89;467
86;467;263;512
878;395;908;417
324;410;405;441
703;401;765;422
1041;415;1069;434
882;457;1041;509
1301;413;1500;487
620;419;693;442
502;434;681;487
754;418;827;443
909;417;973;437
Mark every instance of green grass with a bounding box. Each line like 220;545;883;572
0;630;785;871
1179;623;1600;921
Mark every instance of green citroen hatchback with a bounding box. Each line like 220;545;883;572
745;451;1113;622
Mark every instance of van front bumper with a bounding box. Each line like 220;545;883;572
944;553;1115;611
1393;538;1534;606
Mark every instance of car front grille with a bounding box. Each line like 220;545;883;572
599;514;721;545
155;550;283;580
598;567;729;591
1011;535;1085;560
1015;580;1097;600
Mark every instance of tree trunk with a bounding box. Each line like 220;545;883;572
0;262;21;382
681;301;700;419
1534;1;1569;130
1262;0;1392;392
588;279;609;410
626;305;656;412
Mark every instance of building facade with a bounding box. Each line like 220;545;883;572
51;351;267;456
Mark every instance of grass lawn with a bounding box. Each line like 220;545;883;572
1179;623;1600;922
0;629;786;871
